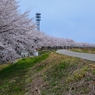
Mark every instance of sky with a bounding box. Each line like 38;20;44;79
17;0;95;44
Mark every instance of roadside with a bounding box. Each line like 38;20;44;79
69;48;95;54
56;49;95;61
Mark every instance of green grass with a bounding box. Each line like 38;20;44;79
0;51;95;95
0;52;49;95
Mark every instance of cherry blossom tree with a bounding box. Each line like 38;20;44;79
0;0;95;64
0;0;40;63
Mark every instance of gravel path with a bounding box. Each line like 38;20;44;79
56;49;95;61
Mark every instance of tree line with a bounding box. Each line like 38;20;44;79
0;0;95;63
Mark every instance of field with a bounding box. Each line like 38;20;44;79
0;51;95;95
70;48;95;54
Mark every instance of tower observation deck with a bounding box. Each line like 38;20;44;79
36;13;41;31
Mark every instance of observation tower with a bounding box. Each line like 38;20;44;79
36;13;41;31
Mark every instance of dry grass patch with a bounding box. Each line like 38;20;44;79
70;48;95;54
24;52;95;95
0;51;95;95
66;66;89;83
0;63;11;71
38;52;95;95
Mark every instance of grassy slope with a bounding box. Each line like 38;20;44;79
0;52;49;95
70;48;95;54
0;51;95;95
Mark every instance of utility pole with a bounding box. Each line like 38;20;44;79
36;13;41;31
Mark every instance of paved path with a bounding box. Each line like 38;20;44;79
56;49;95;61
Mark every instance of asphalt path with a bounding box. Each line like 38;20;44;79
56;49;95;61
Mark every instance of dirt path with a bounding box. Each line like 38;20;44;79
56;49;95;61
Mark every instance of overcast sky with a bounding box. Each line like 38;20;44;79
17;0;95;44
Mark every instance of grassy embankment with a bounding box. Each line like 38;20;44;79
0;51;95;95
70;48;95;54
